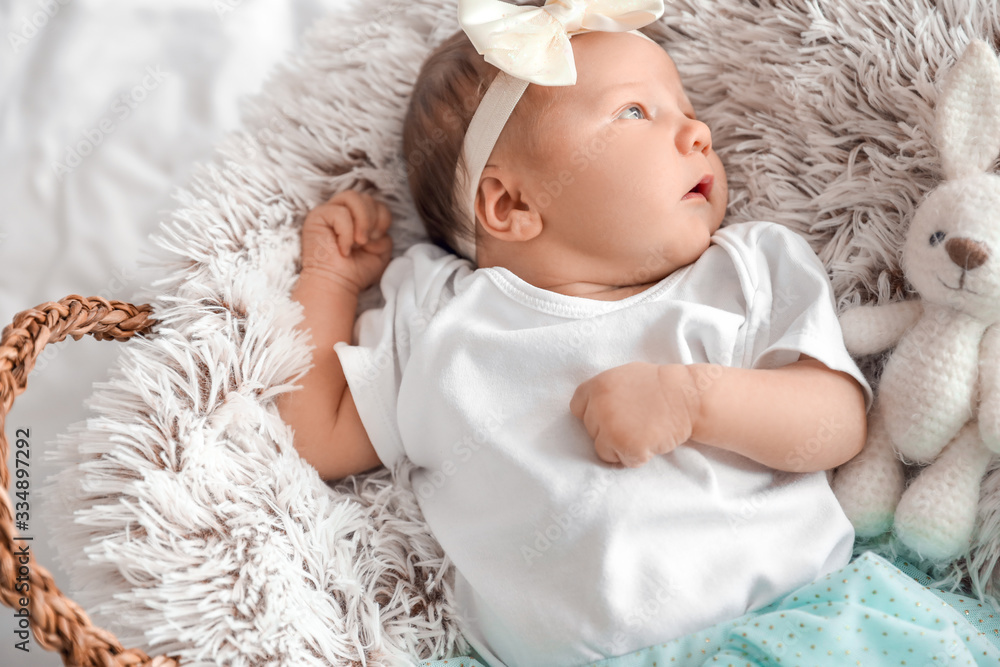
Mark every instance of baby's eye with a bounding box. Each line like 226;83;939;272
617;104;646;120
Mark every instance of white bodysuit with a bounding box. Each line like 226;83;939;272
334;220;874;667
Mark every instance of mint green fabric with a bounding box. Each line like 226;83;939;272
418;658;489;667
891;556;1000;650
420;551;1000;667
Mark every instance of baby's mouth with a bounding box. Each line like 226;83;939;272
682;175;714;201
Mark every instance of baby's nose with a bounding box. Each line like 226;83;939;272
945;237;989;270
678;118;712;154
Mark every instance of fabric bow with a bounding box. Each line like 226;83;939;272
459;0;666;86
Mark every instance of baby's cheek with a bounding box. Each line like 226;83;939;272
712;155;729;199
537;167;611;220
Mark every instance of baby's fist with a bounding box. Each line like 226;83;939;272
300;189;393;293
570;362;701;468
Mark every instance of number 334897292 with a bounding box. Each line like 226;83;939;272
14;428;30;521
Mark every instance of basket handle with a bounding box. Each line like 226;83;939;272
0;295;180;666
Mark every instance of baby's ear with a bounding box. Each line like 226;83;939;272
936;39;1000;180
475;175;543;243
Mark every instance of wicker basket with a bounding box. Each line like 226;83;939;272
0;296;179;666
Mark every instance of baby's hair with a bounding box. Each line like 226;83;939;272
402;18;666;258
403;28;545;258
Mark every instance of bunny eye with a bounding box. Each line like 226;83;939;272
929;231;946;247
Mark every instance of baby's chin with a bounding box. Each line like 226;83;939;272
620;238;712;285
665;221;717;272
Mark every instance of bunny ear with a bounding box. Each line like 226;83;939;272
936;39;1000;180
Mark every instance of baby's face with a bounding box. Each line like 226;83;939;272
508;31;728;286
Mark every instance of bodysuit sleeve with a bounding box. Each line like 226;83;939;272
726;221;874;412
333;242;468;469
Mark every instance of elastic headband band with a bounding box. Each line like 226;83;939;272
452;0;665;262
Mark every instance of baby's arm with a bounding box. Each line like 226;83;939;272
571;355;866;472
277;190;393;482
687;355;867;472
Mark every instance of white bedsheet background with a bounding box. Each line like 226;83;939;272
0;1;353;663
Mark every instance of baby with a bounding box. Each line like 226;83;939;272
277;3;873;666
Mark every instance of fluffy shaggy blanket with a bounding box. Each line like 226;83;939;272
38;0;1000;664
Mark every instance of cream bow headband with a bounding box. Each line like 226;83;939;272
451;0;666;262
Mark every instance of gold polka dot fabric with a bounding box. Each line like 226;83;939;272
891;556;1000;651
584;551;1000;666
422;551;1000;666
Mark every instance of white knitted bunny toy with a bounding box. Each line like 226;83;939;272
831;39;1000;563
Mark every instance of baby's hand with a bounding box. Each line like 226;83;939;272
570;362;701;468
300;189;393;294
